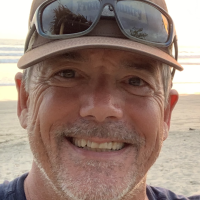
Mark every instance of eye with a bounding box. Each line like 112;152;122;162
57;69;75;78
128;77;145;86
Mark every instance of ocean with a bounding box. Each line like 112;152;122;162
0;39;200;100
0;39;24;87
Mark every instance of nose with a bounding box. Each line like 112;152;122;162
80;79;123;122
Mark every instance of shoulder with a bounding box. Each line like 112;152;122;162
0;173;28;200
147;185;200;200
188;195;200;200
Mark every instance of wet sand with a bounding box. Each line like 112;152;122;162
0;95;200;196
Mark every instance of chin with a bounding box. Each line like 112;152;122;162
53;159;138;200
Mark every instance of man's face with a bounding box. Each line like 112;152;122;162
19;49;170;200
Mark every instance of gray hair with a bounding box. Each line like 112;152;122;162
22;67;33;92
161;63;172;105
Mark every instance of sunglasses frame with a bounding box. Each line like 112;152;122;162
28;0;176;48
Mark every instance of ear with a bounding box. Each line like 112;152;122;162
163;89;179;140
15;72;29;129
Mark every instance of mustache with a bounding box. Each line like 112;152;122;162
52;119;145;147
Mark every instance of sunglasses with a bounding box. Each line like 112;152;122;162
27;0;176;48
25;0;178;79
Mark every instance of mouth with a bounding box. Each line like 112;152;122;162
68;137;126;152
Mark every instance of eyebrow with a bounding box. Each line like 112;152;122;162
60;51;89;63
63;51;159;74
44;51;159;75
120;58;159;75
40;51;88;73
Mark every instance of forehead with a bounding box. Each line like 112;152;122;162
40;48;161;74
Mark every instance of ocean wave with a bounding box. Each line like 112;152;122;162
0;83;15;86
0;47;24;51
0;53;23;56
178;55;200;58
0;59;19;63
0;39;25;46
180;63;200;65
0;77;16;85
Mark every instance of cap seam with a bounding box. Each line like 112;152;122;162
88;32;125;38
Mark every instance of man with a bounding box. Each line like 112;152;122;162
0;0;199;199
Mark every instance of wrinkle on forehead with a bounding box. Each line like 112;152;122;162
33;49;161;78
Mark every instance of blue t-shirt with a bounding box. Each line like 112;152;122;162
0;174;200;200
0;174;27;200
146;185;200;200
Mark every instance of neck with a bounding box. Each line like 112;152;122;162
121;175;149;200
24;162;62;200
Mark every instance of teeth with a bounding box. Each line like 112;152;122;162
74;138;78;146
81;139;87;147
107;142;112;149
72;138;125;151
87;140;92;147
91;142;99;148
99;143;107;149
78;139;81;147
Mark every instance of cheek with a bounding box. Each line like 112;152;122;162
38;87;81;132
124;96;164;166
28;87;82;172
125;96;163;134
28;86;81;144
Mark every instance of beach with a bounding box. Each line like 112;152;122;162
0;94;200;197
147;94;200;196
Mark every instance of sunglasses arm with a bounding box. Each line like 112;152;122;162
24;9;39;53
24;24;36;53
171;35;178;80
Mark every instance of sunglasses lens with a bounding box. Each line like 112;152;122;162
42;0;100;35
116;1;169;43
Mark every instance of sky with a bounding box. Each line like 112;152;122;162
0;0;200;46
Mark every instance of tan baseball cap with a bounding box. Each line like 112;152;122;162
17;0;183;71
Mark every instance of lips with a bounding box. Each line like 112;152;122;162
70;137;125;152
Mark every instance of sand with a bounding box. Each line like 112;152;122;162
147;95;200;196
0;95;200;197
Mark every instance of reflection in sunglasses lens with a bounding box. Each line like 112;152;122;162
116;1;169;43
42;0;100;35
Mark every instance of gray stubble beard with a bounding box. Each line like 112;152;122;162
29;119;146;200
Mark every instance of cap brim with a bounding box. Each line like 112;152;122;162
18;36;183;71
